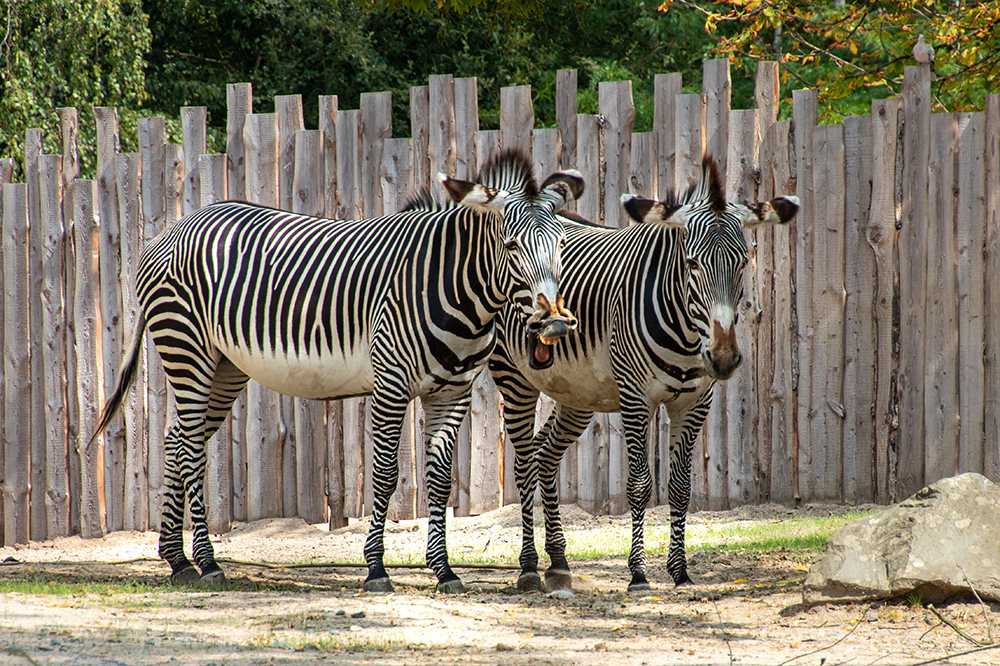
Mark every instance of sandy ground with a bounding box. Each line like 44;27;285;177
1;503;998;666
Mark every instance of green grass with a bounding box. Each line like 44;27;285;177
0;576;165;597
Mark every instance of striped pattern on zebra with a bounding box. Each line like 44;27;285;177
95;150;583;593
489;154;799;593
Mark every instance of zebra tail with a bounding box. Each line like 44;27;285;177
91;312;148;444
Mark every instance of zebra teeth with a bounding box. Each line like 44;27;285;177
538;336;558;346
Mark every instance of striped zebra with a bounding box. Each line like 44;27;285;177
95;150;582;594
489;154;799;592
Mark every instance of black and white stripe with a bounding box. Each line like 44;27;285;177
96;150;582;593
490;154;799;592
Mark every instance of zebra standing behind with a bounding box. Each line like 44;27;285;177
489;154;799;593
96;150;582;594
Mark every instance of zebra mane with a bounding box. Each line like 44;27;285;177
680;153;727;214
400;187;451;212
477;148;539;199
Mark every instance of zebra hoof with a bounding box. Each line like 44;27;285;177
673;572;693;587
363;577;394;593
544;569;573;593
627;581;653;595
516;572;544;593
169;566;201;586
436;579;467;595
199;569;227;588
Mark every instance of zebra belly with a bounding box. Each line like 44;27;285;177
522;354;621;412
219;343;374;400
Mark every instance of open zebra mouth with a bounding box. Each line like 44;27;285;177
527;320;569;370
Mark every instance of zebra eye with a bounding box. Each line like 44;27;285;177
505;239;520;252
559;239;567;250
686;257;701;273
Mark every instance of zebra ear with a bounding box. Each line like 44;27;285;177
621;193;687;229
438;173;509;214
540;169;585;207
739;195;800;228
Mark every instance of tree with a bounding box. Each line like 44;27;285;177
0;0;151;177
662;0;1000;120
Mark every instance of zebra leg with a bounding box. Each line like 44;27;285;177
363;386;409;593
159;427;200;584
664;385;715;586
489;365;543;592
619;391;656;592
189;358;250;585
422;395;474;594
536;405;593;593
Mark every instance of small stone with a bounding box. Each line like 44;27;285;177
867;611;879;622
335;609;346;616
547;589;575;599
350;610;366;619
496;643;515;652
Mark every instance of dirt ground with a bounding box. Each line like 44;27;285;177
1;503;997;666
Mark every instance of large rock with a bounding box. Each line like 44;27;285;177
803;473;1000;605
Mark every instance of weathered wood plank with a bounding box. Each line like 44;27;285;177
181;107;206;215
984;95;1000;484
26;129;46;541
95;107;125;533
243;113;282;521
116;152;148;532
600;81;634;229
629;131;655;198
454;77;478;180
4;183;31;544
791;89;817;503
226;83;252;202
654;73;682;198
898;67;932;498
810;124;846;501
500;86;533;157
361;91;392;217
869;98;902;502
842;115;876;504
72;180;103;538
956;112;986;476
39;154;68;539
410;86;430;192
675;93;705;192
923;112;959;484
703;58;731;178
319;95;337;216
576;115;601;222
429;75;456;189
276;95;304;212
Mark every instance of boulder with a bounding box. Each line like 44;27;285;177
803;473;1000;606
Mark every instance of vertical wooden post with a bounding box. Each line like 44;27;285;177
243;112;282;521
39;154;68;539
842;114;876;504
25;129;46;541
984;95;1000;484
55;109;80;532
454;77;478;180
181;107;206;214
898;67;932;498
956;112;986;476
600;81;634;230
116;152;148;531
675;93;706;192
703;59;731;179
410;85;430;192
227;84;252;523
500;86;533;157
139;117;168;528
792;88;817;503
869;98;902;502
810;125;846;501
923;113;959;485
764;120;797;502
73;180;104;538
276;94;305;211
429;75;456;190
95;106;125;533
4;183;31;544
319;95;338;214
629;131;656;198
654;73;682;198
290;129;329;526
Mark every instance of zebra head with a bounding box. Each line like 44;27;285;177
623;154;799;381
441;149;584;369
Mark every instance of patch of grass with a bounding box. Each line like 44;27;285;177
0;576;165;597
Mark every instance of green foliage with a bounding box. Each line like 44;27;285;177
664;0;1000;121
0;0;151;179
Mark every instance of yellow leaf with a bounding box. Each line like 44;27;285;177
795;566;810;572
733;579;747;584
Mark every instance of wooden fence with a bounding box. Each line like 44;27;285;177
1;61;998;546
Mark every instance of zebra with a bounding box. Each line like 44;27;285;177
95;149;583;594
489;154;799;592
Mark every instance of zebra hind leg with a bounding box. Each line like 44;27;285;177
421;395;473;594
536;405;592;594
159;428;200;585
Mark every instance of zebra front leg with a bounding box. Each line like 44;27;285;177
159;429;200;584
422;395;473;593
664;385;714;586
536;405;592;593
362;390;409;593
619;396;655;592
490;368;543;591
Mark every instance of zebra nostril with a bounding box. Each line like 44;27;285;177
734;352;743;367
